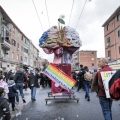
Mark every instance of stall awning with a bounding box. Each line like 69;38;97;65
110;64;120;70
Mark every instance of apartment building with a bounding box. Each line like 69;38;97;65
0;6;40;72
102;6;120;65
72;50;97;71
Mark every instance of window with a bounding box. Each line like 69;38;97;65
107;37;110;47
24;39;28;45
13;27;15;33
91;52;94;55
17;54;19;60
21;46;23;51
12;52;14;58
18;31;20;37
108;50;111;57
22;36;23;41
92;63;94;66
21;56;23;61
12;39;16;46
24;48;28;53
118;30;120;37
1;27;4;37
34;61;36;66
117;14;120;21
119;46;120;54
107;37;110;43
107;24;110;30
24;57;27;63
17;43;19;48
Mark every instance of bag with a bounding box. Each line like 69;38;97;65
84;72;92;81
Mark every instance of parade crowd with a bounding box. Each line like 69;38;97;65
0;57;119;120
0;66;51;120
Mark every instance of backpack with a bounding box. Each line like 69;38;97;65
84;71;92;81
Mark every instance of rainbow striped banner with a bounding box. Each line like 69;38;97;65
43;63;76;91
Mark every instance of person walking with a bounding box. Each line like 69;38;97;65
14;66;27;105
98;58;113;120
7;75;18;111
4;70;8;82
91;57;113;120
28;70;40;102
83;66;92;102
6;70;13;82
24;70;29;91
77;64;85;92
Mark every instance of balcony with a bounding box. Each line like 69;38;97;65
1;38;11;49
2;24;10;33
0;54;10;61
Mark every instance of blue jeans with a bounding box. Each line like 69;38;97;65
16;83;24;98
16;92;19;102
83;81;90;99
99;97;113;120
31;87;36;99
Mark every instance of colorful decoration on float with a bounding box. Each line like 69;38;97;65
43;63;76;91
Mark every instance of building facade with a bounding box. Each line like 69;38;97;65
71;50;97;71
102;6;120;65
0;6;40;72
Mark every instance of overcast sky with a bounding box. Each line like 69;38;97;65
0;0;120;62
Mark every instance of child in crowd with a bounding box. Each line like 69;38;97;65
0;87;11;120
8;75;18;111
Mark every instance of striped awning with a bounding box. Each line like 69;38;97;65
110;64;120;70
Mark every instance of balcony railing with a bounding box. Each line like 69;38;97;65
0;54;10;61
1;38;11;49
2;24;10;33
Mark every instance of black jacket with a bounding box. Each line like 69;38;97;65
7;80;18;97
77;68;86;81
109;69;120;88
14;70;27;83
6;71;13;80
109;69;120;100
0;97;11;120
29;73;40;88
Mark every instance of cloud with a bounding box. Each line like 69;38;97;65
0;0;119;61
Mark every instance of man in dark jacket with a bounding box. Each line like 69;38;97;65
97;57;113;120
28;70;40;102
0;87;11;120
14;66;27;105
76;64;85;92
6;70;13;82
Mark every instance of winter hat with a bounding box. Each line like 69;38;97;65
94;68;97;72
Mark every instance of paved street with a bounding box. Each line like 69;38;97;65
11;87;120;120
10;88;41;119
